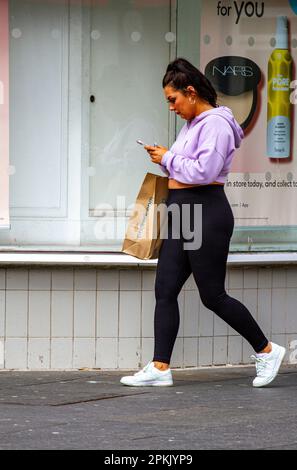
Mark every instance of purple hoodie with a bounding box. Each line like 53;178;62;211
160;106;244;185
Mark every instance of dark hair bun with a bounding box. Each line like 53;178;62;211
163;58;217;108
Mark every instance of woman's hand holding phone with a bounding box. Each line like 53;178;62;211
137;139;168;164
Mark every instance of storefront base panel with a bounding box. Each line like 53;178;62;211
0;265;296;370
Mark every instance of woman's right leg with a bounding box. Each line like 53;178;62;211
153;233;192;365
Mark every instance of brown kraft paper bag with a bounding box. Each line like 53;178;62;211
121;172;169;260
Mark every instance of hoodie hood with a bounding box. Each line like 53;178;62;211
190;106;244;148
161;105;243;185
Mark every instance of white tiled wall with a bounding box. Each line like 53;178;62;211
0;265;297;370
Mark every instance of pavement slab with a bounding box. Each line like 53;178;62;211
0;365;296;450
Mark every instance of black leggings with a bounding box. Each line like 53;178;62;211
153;185;268;364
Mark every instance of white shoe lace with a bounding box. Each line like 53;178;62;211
134;361;152;376
250;355;267;376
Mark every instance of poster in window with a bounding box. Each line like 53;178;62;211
201;0;297;226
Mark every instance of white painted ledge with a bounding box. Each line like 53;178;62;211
0;251;297;267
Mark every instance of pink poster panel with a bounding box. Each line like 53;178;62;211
200;1;297;227
0;0;9;228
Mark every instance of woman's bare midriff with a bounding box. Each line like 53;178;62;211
168;179;224;189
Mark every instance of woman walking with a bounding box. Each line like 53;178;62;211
121;58;286;388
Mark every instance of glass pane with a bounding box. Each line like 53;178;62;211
89;0;174;212
10;0;66;211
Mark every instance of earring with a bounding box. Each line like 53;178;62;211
188;96;196;105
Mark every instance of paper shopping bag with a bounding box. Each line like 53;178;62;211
121;173;169;260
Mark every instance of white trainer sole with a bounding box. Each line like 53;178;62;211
253;346;286;388
120;379;173;387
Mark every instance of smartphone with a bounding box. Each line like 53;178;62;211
136;139;157;147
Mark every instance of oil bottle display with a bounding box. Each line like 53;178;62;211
267;16;292;159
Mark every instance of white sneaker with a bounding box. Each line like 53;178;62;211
251;342;286;388
120;362;173;387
